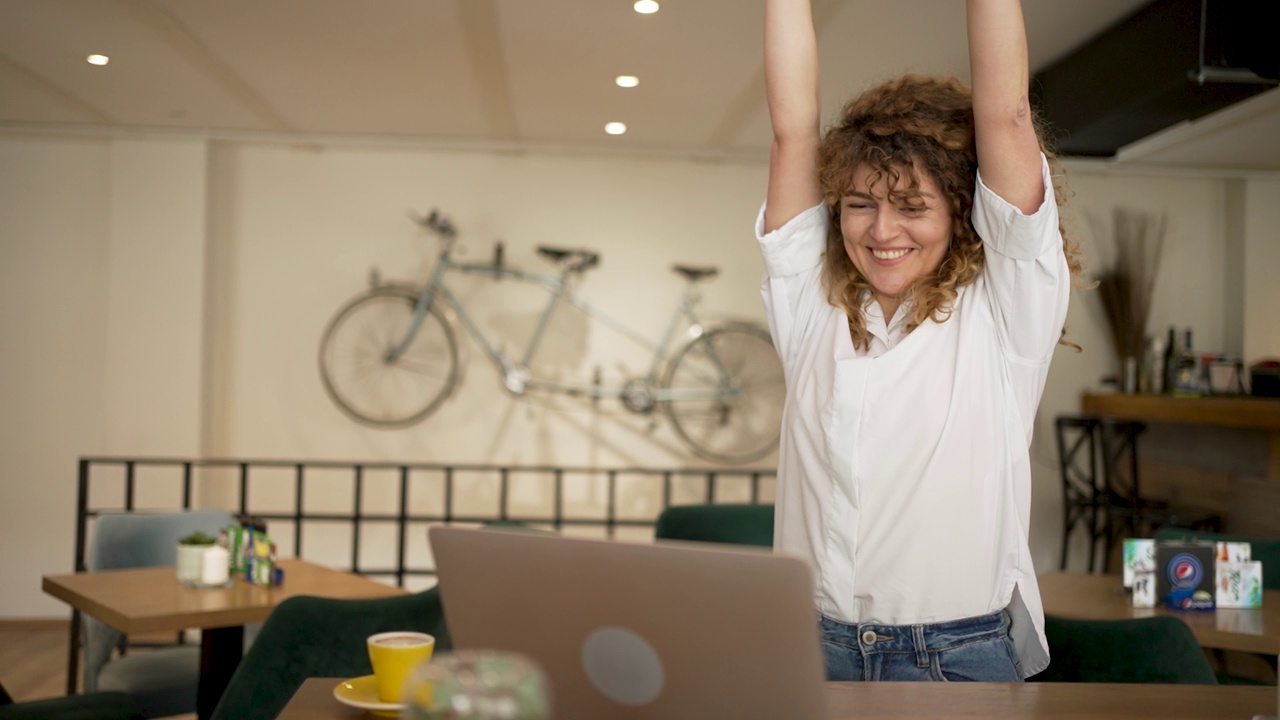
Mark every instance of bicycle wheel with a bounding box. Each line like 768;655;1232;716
661;323;784;464
319;287;460;427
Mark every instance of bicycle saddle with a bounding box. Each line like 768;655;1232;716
671;265;718;282
537;246;600;272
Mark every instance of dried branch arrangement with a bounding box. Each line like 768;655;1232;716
1091;207;1166;364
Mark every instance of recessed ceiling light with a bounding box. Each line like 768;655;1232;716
615;75;639;88
605;122;627;136
633;1;659;15
87;54;109;66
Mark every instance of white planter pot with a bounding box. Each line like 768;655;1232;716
176;543;214;586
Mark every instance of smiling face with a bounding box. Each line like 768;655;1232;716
839;162;953;320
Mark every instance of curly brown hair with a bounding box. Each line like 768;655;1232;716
817;74;1084;350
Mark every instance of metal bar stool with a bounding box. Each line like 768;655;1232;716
1054;414;1106;572
1096;418;1222;572
1054;414;1223;573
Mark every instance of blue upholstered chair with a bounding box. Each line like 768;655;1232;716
84;509;236;718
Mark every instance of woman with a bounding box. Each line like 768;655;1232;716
758;0;1083;681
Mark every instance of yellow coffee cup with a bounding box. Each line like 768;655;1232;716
367;631;435;703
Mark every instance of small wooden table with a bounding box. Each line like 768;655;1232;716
278;677;1276;719
1039;571;1280;655
43;557;406;720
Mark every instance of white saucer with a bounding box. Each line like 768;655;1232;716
333;675;403;718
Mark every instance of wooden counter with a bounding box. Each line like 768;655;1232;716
1081;393;1280;481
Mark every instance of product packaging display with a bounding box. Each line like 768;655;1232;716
1123;538;1157;608
1125;538;1265;610
1154;541;1216;611
225;516;280;586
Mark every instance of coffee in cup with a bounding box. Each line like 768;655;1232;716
367;631;435;703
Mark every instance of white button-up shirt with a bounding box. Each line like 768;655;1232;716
755;155;1069;678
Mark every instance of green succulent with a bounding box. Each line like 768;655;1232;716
179;531;218;546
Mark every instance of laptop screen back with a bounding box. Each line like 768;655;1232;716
429;526;828;720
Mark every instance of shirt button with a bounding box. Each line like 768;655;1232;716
861;630;877;645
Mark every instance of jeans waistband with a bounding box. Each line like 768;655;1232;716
819;610;1009;654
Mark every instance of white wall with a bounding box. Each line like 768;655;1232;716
103;139;208;456
206;143;768;467
1;136;111;616
3;130;1276;617
1033;166;1243;570
1243;178;1280;363
1;135;212;616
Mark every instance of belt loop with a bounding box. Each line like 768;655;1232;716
912;625;928;668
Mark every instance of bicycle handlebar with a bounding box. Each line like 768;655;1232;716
412;209;458;240
414;209;598;277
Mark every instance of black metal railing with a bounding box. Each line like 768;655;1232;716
66;456;776;691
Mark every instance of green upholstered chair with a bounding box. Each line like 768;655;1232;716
0;679;144;720
653;503;775;547
210;587;450;720
1030;615;1216;684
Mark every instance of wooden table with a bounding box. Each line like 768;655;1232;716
43;557;407;720
1039;571;1280;655
278;677;1276;719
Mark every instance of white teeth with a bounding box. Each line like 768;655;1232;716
871;248;910;260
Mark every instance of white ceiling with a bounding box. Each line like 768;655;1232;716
2;0;1278;173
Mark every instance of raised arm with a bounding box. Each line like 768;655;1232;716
764;0;822;233
966;0;1044;214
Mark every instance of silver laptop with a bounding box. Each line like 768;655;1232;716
428;526;828;720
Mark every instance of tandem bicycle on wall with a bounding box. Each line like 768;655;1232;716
318;209;784;464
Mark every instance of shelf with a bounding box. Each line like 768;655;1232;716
1080;394;1280;432
1080;393;1280;481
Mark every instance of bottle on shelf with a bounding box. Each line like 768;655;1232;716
1172;328;1199;396
1162;326;1178;395
1143;334;1164;394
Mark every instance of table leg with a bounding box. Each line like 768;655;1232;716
65;610;82;695
1269;432;1280;482
197;625;245;720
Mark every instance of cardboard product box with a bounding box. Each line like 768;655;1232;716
1216;561;1264;609
1155;541;1216;611
1216;541;1251;564
1124;538;1156;588
1132;571;1156;608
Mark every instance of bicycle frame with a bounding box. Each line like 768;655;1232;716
391;242;733;404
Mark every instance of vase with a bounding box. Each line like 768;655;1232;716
176;543;214;586
1120;356;1138;394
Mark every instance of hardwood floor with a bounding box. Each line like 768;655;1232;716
0;619;196;719
0;620;70;702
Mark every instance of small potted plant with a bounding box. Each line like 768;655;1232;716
176;530;218;586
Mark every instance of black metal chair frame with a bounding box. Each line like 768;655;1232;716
1056;414;1221;573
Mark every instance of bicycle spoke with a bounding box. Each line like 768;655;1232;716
319;289;460;426
662;325;784;463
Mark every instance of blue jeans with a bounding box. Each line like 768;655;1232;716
819;610;1023;682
